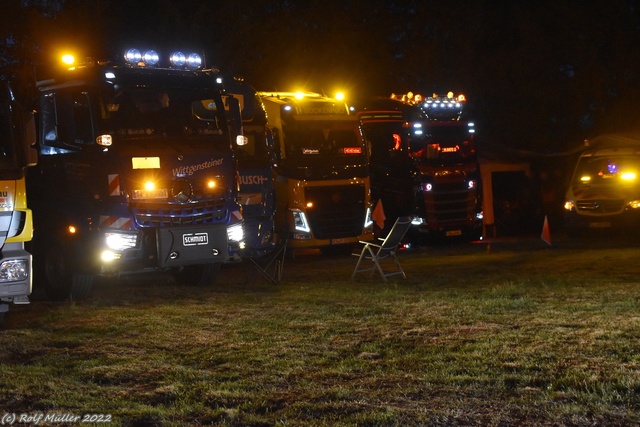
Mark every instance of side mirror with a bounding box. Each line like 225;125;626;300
226;96;243;142
23;112;37;166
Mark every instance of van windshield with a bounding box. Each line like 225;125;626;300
574;155;640;184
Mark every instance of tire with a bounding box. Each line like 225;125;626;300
41;241;94;300
69;274;95;301
173;263;221;286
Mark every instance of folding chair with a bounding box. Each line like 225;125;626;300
246;240;287;285
351;216;412;281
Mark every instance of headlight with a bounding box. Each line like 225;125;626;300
101;251;121;262
564;201;575;211
227;223;244;242
628;200;640;209
0;259;28;282
292;209;311;233
422;182;433;192
105;231;139;251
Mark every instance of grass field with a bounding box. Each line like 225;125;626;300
1;236;640;426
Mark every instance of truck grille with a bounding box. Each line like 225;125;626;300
576;199;624;214
429;183;476;225
305;185;365;239
131;198;228;227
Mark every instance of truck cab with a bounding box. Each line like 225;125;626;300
223;78;276;257
358;93;482;242
29;48;244;299
258;91;373;254
0;80;37;317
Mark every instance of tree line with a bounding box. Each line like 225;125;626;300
3;0;640;153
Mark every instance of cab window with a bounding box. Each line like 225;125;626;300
40;89;95;154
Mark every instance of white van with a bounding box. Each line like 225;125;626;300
564;133;640;233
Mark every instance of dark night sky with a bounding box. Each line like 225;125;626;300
4;0;640;153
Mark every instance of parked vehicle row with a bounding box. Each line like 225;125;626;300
0;46;490;314
12;45;610;316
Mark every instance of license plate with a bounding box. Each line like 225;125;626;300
183;232;209;246
446;229;462;236
331;238;349;245
589;222;611;228
132;188;168;200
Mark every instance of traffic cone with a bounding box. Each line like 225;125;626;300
541;215;552;246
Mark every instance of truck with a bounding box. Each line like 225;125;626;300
563;133;640;235
358;92;482;242
224;78;276;257
0;79;37;318
258;91;373;254
28;48;245;299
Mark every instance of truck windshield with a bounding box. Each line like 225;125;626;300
360;121;404;164
573;155;640;184
409;124;476;166
103;87;228;142
283;121;366;166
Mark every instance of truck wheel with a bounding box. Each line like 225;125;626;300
42;242;94;300
69;274;95;301
173;263;221;286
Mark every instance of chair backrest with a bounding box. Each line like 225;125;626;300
379;216;412;254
